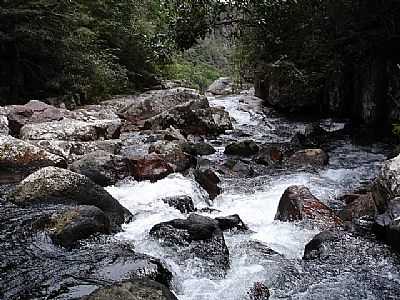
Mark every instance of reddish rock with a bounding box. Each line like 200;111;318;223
129;153;174;182
275;185;342;228
288;149;329;167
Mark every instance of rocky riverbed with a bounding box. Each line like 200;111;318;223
1;85;400;299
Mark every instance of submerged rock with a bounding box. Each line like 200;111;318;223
374;198;400;252
225;140;259;157
288;149;329;168
275;185;342;228
303;230;338;260
150;214;230;274
161;195;195;214
84;279;178;300
48;205;111;248
69;150;129;186
9;167;131;227
0;135;66;182
194;168;221;200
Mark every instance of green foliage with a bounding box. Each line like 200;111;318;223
163;56;221;92
393;124;400;137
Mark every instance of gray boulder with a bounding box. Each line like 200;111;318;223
9;167;131;227
207;77;234;96
84;279;178;300
69;150;129;186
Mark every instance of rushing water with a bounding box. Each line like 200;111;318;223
106;93;400;299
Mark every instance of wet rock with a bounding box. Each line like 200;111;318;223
0;115;9;135
207;77;234;95
48;205;111;248
128;153;174;182
143;99;232;136
149;141;196;173
291;124;329;149
84;279;178;300
0;135;66;182
223;159;255;176
163;126;187;142
338;192;377;221
20;118;121;141
30;139;122;163
182;142;216;156
194;169;221;200
303;230;338;260
150;214;230;274
5;100;71;136
374;198;400;252
275;185;342;228
69;150;130;186
288;149;329;168
247;282;271;300
372;154;400;212
225;140;259;157
215;214;248;231
9;167;131;227
161;195;195;214
255;145;285;166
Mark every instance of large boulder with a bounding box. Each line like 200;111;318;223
338;191;377;221
148;141;196;173
150;214;230;275
194;168;221;200
69;150;129;186
143;99;232;135
372;154;400;213
9;167;131;227
287;149;329;168
0;135;66;182
4;100;71;136
115;88;207;123
84;279;178;300
275;185;342;228
47;205;111;248
207;77;234;96
374;198;400;252
20;118;121;141
128;153;174;182
224;140;259;157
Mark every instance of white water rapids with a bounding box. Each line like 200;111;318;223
106;93;396;299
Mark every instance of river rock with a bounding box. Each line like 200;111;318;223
194;169;221;200
0;135;66;182
9;167;131;227
303;230;338;260
288;149;329;167
150;214;230;274
30;139;122;163
223;159;255;177
372;154;400;212
149;141;196;173
215;214;248;231
129;153;174;182
0;115;9;135
338;191;377;221
181;142;216;156
48;205;111;248
84;279;178;300
143;99;232;135
374;198;400;252
255;144;285;166
224;140;259;156
116;88;207;123
161;195;195;214
275;185;342;228
207;77;234;96
20;118;121;141
69;150;129;186
291;124;330;149
5;100;71;136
